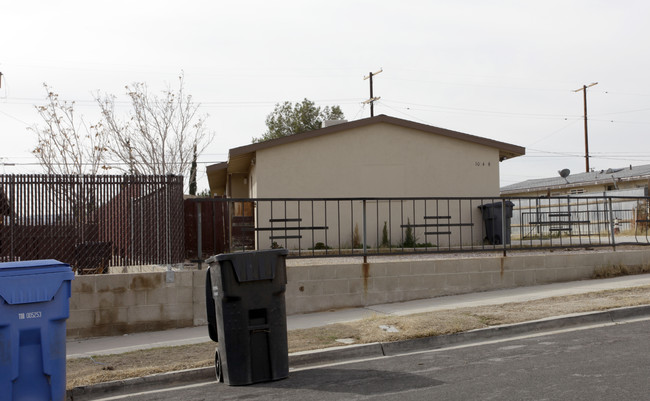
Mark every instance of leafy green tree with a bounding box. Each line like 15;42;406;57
253;98;344;143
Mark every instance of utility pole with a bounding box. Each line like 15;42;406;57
363;68;382;117
574;82;598;173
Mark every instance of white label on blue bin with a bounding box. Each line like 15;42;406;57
18;311;42;320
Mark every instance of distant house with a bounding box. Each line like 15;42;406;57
208;114;524;199
501;164;650;197
206;115;524;250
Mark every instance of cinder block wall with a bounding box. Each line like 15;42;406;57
67;249;650;338
68;270;207;338
284;250;649;314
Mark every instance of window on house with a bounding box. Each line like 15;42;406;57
569;188;585;195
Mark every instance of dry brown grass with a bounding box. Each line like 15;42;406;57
593;264;650;278
66;344;215;389
67;285;650;390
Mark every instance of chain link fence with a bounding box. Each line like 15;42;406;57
0;174;184;273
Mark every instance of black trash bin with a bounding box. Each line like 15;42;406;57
478;201;514;245
205;249;289;385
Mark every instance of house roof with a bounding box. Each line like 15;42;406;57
207;114;526;192
500;164;650;195
206;162;228;193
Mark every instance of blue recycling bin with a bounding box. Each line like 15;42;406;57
0;260;75;401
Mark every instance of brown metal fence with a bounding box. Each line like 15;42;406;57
183;198;229;262
0;174;184;273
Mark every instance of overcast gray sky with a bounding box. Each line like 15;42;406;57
2;0;649;192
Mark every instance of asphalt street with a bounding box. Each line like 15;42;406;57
88;317;650;401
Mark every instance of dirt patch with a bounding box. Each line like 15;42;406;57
67;285;650;389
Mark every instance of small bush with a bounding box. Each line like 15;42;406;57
402;218;417;248
353;223;362;249
381;221;390;248
309;242;332;250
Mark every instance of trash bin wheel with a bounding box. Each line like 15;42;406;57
215;348;223;383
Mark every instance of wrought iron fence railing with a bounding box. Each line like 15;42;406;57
210;195;650;259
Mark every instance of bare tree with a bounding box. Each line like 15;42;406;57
30;84;109;175
96;74;214;183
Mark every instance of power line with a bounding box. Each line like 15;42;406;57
376;101;432;125
0;160;225;167
526;119;581;147
384;99;579;119
0;96;365;108
0;109;30;126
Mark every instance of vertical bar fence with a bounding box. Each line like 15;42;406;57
0;174;184;273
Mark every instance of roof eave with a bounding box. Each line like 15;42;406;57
229;114;525;160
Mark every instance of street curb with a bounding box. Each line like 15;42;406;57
381;304;650;356
66;304;650;400
66;367;215;400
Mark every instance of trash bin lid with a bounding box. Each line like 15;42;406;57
0;259;72;277
215;250;288;282
0;260;74;304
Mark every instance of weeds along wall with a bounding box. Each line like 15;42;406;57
67;249;650;338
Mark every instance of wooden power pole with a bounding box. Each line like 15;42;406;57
363;68;382;117
574;82;598;173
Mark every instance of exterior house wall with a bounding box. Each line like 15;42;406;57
229;173;249;198
250;123;500;249
253;122;501;198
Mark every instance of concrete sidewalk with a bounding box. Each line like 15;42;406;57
66;273;650;359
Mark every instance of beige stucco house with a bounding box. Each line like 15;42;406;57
208;115;524;198
207;115;524;250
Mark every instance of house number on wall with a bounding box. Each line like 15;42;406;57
474;162;491;167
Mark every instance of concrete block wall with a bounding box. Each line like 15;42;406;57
68;270;207;338
284;249;650;314
67;249;650;339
